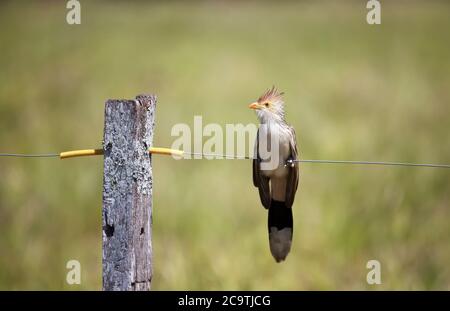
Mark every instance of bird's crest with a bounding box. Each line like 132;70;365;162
258;86;284;104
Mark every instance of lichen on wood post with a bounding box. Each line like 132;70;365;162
102;94;156;291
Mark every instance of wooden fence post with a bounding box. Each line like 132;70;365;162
102;94;156;291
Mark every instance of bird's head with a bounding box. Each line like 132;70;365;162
249;86;285;123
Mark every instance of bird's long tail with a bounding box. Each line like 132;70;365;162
268;199;293;262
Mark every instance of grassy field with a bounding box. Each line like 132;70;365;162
0;1;449;290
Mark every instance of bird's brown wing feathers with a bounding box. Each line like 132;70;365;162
253;128;271;209
285;126;299;208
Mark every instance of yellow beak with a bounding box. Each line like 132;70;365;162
249;102;261;110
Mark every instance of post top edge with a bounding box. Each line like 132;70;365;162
105;94;157;106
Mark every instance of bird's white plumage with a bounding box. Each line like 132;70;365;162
258;121;292;201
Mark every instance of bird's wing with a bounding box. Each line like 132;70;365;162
253;128;271;209
285;126;299;209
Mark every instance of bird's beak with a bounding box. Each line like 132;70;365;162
249;102;261;110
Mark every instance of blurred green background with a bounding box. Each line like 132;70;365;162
0;0;449;290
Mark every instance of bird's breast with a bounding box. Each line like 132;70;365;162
261;165;289;178
258;123;291;178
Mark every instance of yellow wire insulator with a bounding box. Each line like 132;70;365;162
60;149;104;159
60;147;184;159
148;147;184;157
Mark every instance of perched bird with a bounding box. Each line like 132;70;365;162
249;87;299;262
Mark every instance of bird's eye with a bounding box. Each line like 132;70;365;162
264;102;270;107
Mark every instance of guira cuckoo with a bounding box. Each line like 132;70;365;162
249;87;299;262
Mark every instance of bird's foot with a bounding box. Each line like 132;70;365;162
285;159;295;168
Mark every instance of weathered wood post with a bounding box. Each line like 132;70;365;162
102;94;156;290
